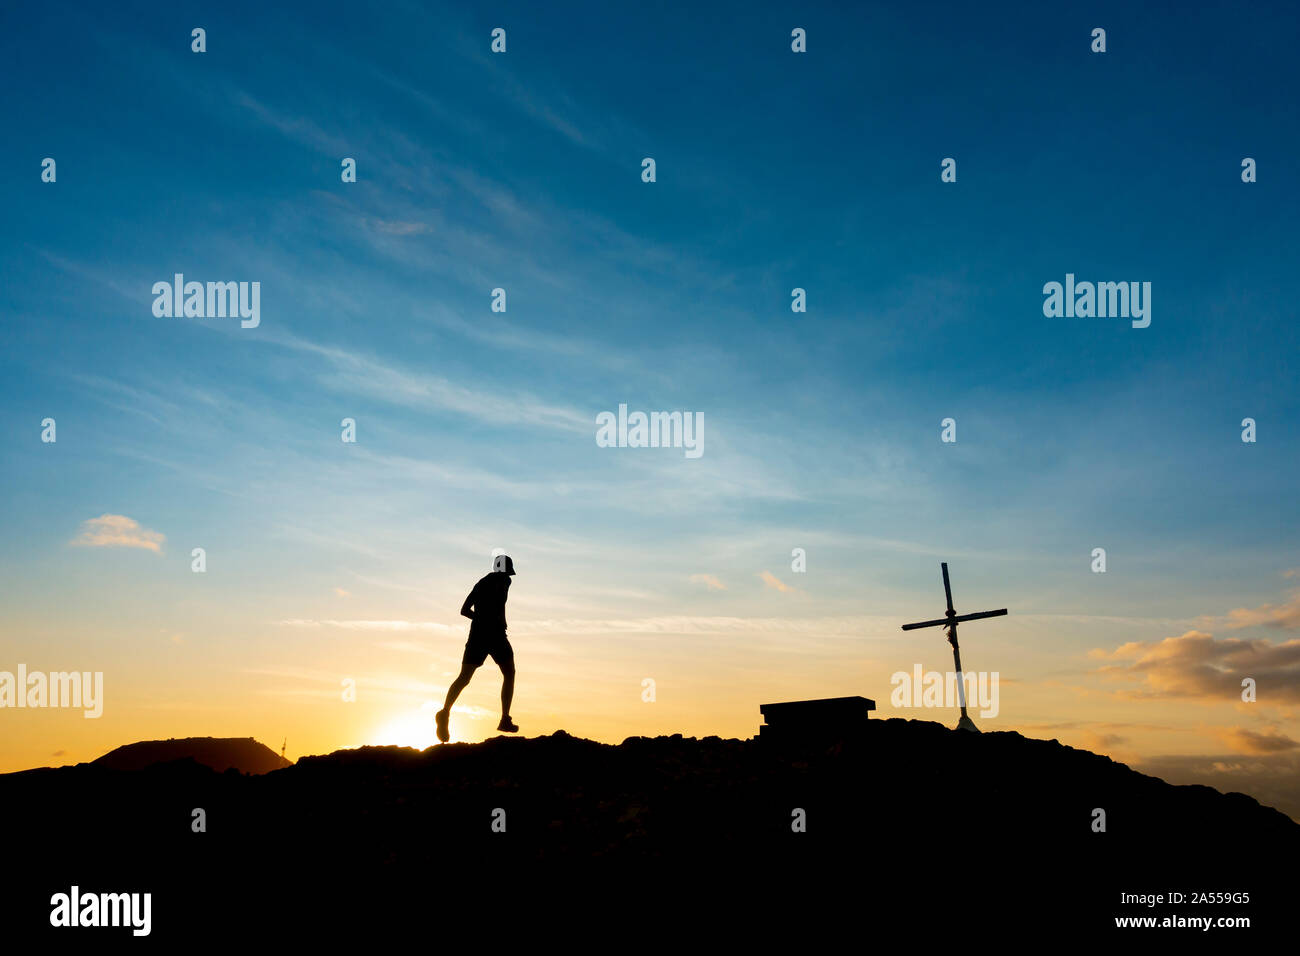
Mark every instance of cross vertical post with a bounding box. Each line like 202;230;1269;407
941;562;970;724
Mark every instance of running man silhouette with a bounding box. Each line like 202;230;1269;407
436;554;518;742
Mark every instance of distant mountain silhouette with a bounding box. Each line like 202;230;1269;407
90;736;290;774
5;719;1293;940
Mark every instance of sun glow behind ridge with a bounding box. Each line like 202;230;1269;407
368;702;499;750
370;703;438;750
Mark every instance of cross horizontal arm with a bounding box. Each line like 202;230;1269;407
901;617;950;631
901;608;1008;631
951;608;1007;624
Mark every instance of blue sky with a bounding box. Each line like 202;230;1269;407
2;1;1299;801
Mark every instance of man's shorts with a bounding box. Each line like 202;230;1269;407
463;628;514;669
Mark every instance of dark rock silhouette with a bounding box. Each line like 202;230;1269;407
4;720;1293;940
90;736;290;775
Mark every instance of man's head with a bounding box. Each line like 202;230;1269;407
493;554;516;576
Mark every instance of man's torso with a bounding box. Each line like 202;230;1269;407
468;571;510;634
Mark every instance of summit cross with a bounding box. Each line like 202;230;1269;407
901;562;1007;732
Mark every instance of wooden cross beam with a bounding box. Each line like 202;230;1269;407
901;562;1007;732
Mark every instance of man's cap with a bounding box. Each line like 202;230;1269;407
493;554;516;575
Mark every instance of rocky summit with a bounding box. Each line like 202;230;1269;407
4;720;1294;940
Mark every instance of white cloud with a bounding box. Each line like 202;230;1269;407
70;514;165;553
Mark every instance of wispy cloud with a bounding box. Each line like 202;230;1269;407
70;514;165;553
689;573;726;591
263;330;592;434
34;249;141;303
1219;590;1300;630
758;570;796;593
363;218;431;236
1212;727;1299;754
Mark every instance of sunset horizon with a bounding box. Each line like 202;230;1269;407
6;550;1300;822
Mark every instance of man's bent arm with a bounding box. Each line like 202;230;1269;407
460;593;475;620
